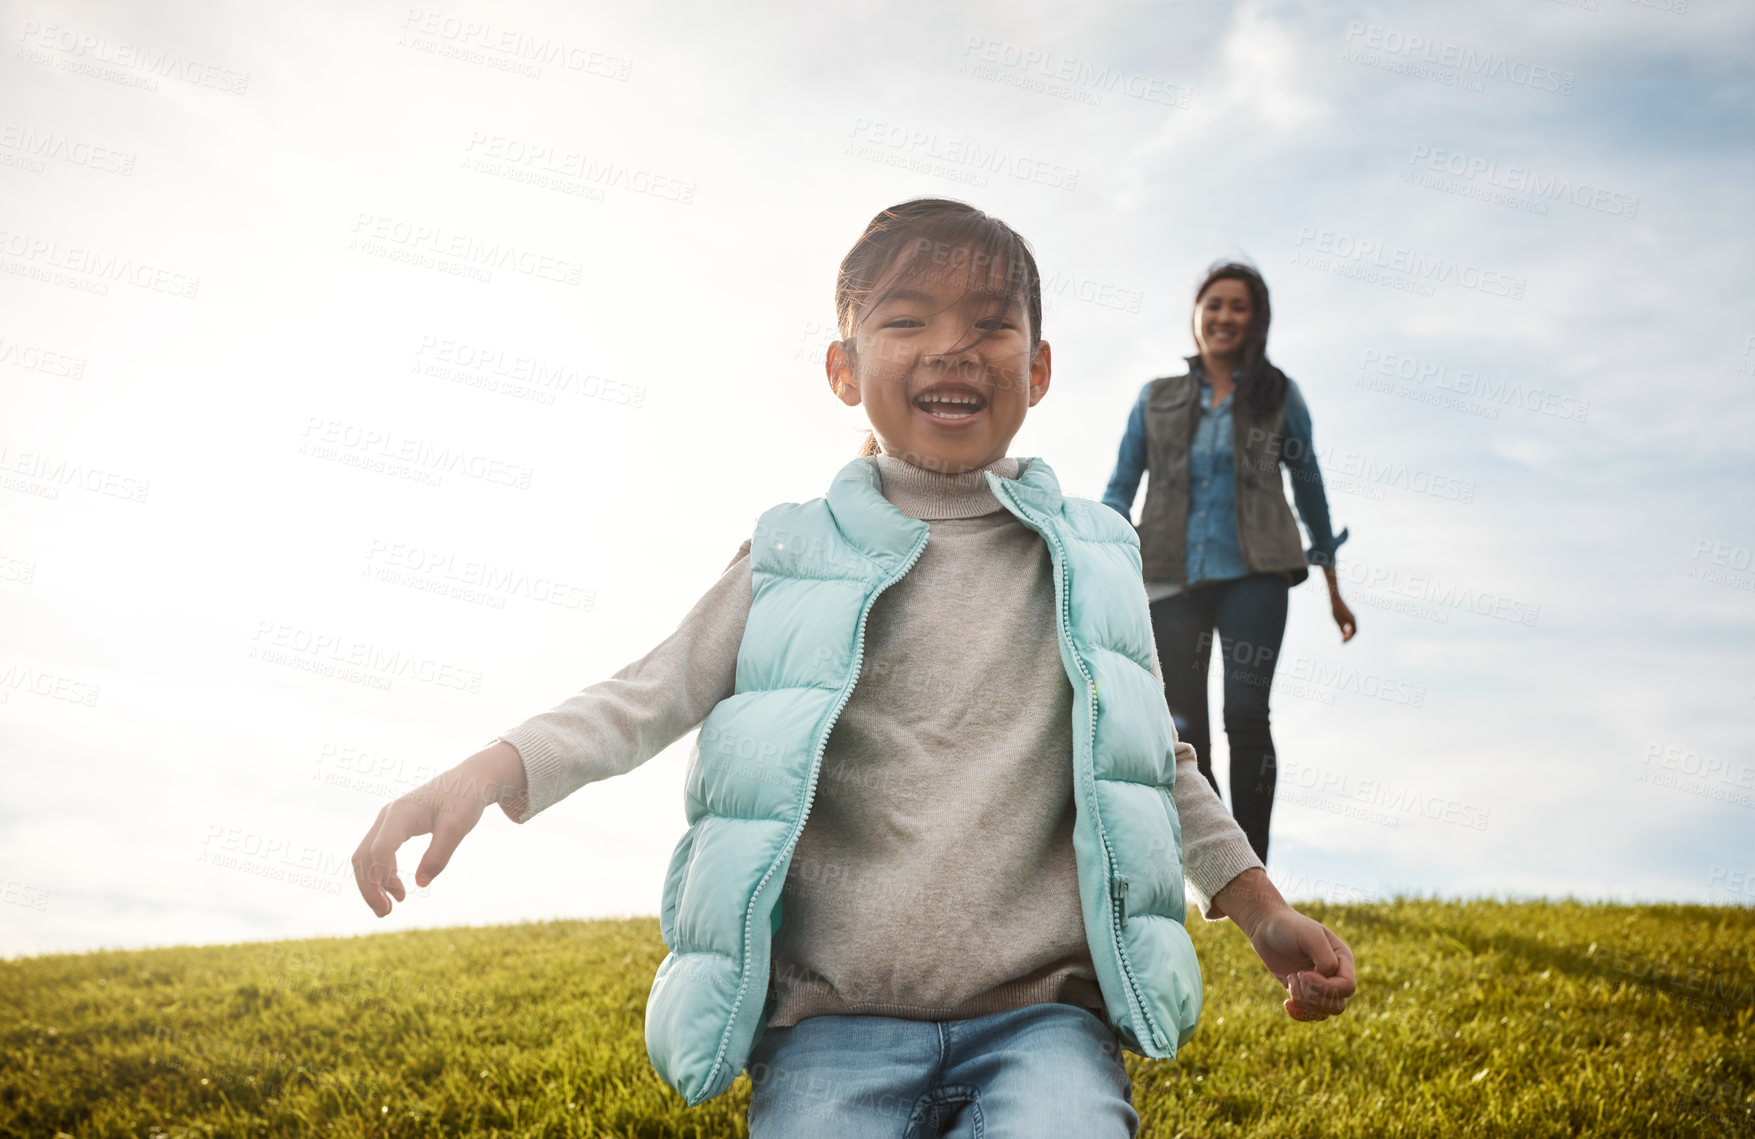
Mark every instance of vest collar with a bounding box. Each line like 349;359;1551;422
986;455;1064;517
824;455;1066;563
824;458;929;566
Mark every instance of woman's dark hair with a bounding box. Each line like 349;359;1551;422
1193;261;1289;421
836;199;1043;456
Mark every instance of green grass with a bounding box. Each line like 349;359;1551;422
2;901;1750;1137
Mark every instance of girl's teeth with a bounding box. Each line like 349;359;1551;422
917;393;983;420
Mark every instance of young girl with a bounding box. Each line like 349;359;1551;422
352;199;1357;1136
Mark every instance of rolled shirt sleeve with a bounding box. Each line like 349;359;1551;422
1101;383;1153;521
1280;378;1349;569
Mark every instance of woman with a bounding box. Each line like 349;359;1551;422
1103;262;1356;864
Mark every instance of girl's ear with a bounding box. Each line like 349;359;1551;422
1027;340;1053;407
827;339;861;407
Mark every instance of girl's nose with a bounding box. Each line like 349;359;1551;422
923;333;983;364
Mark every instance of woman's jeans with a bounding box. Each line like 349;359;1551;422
1150;572;1290;862
746;1003;1137;1138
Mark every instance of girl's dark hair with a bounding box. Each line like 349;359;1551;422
1193;261;1289;421
836;199;1043;457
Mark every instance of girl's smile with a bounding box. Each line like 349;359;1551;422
912;379;990;426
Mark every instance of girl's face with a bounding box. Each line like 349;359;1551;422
827;250;1051;475
1195;277;1254;360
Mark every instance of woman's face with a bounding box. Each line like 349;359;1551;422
1195;277;1254;360
827;247;1051;475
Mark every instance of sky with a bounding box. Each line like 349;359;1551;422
1;0;1751;958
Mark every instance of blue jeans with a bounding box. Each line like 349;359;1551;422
745;1003;1138;1138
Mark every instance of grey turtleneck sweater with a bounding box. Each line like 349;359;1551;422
496;454;1263;1027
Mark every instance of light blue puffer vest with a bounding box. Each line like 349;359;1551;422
645;456;1203;1105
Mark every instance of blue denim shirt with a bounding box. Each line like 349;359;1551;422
1102;365;1349;586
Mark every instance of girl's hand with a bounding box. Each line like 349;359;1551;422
351;741;526;917
1243;907;1357;1021
1212;868;1357;1021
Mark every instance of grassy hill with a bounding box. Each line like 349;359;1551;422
2;900;1750;1137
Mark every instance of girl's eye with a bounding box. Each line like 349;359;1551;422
978;319;1012;330
884;318;924;329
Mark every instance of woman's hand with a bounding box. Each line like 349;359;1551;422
1322;566;1357;642
351;740;527;917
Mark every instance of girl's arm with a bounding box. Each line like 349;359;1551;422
352;540;753;916
495;538;753;822
1100;384;1152;521
1150;641;1358;1020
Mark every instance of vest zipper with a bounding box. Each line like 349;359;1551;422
991;481;1170;1054
708;523;932;1095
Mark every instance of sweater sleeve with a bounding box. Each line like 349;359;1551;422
1148;632;1264;920
494;539;752;823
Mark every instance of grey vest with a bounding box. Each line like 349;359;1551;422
1137;357;1309;586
